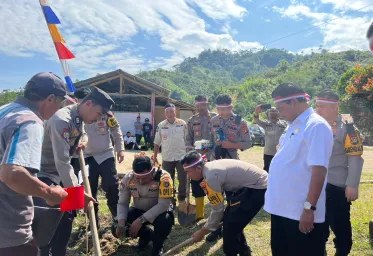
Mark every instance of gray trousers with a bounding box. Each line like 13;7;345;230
162;160;187;201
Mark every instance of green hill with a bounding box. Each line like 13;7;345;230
137;49;373;119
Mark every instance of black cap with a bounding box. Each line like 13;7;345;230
24;72;67;100
164;103;175;109
145;118;149;121
87;87;115;117
74;87;91;100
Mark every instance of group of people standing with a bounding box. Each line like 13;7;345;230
0;75;366;256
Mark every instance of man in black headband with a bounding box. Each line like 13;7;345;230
117;156;174;256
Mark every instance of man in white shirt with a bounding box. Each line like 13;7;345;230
153;103;187;206
124;132;140;150
264;83;334;256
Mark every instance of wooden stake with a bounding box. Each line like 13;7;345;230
79;150;102;256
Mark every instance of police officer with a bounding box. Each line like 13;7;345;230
84;98;125;228
153;103;187;207
185;95;217;222
211;94;252;160
34;87;114;256
315;90;364;256
208;94;252;241
69;87;91;179
254;106;287;172
0;72;68;255
181;151;267;256
117;155;174;256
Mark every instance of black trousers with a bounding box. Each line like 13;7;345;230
263;154;274;172
39;212;74;256
0;239;38;256
143;132;152;144
35;177;75;256
126;207;174;251
325;183;352;255
71;158;81;183
223;188;266;256
271;214;325;256
135;134;142;144
86;157;119;222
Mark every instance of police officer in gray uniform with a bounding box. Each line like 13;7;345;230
0;73;68;256
181;151;267;256
85;100;125;227
254;106;287;172
117;156;174;256
210;95;252;160
34;87;113;256
316;90;364;256
186;95;217;232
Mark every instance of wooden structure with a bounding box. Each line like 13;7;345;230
75;69;195;134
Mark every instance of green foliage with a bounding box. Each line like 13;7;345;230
0;90;23;106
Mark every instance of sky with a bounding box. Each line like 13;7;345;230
1;0;373;90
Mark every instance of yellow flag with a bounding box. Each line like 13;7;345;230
48;24;65;43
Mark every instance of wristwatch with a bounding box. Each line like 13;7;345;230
304;202;316;211
139;216;146;224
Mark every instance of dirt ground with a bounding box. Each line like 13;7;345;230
68;146;373;256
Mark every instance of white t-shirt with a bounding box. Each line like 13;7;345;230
264;108;333;223
124;136;136;144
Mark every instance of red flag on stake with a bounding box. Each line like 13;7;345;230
54;42;75;60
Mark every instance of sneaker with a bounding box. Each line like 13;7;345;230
206;227;223;242
152;247;164;256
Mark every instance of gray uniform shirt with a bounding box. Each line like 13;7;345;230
255;118;287;156
0;97;44;248
84;114;124;164
134;121;143;135
210;114;252;159
201;159;268;231
117;169;173;223
328;115;364;188
186;112;217;158
38;104;84;188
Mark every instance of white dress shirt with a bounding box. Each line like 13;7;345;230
264;108;333;223
124;136;136;144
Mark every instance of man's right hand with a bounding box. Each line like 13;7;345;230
255;105;262;114
84;192;97;211
45;185;68;206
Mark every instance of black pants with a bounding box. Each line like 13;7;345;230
263;154;274;172
35;177;75;256
271;214;325;256
86;157;119;222
223;188;266;256
127;207;174;251
143;132;152;144
125;142;140;150
39;212;74;256
325;183;352;255
0;239;38;256
135;134;142;144
191;178;205;198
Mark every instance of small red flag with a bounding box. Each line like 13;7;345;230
54;42;75;60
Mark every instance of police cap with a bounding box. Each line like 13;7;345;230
87;87;115;117
74;87;91;100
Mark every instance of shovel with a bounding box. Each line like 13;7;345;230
161;223;223;256
178;179;196;226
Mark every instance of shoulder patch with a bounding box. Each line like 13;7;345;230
344;128;363;156
107;116;118;128
61;128;70;143
200;179;224;206
159;174;173;198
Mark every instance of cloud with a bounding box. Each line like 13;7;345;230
272;3;371;53
0;0;262;78
321;0;373;12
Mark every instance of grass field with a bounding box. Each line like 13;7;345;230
67;147;373;256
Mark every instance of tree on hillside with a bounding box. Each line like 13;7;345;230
0;90;23;106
